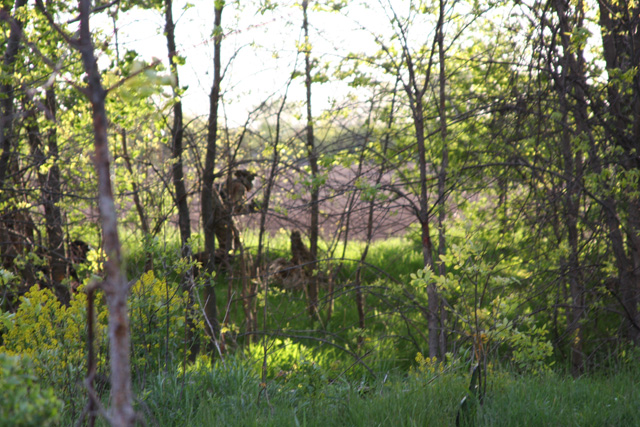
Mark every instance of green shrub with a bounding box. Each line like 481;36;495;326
0;284;107;397
245;338;320;379
0;353;62;426
129;270;205;374
410;224;554;372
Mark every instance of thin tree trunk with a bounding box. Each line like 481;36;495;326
0;0;28;188
1;1;36;288
71;0;135;423
201;2;224;341
43;88;66;287
552;0;585;375
24;93;67;301
404;52;439;358
165;0;190;252
558;76;584;376
302;0;319;318
415;99;439;360
164;0;200;358
391;8;443;358
436;0;448;360
351;140;369;346
119;130;150;235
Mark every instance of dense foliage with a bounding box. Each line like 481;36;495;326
1;0;639;424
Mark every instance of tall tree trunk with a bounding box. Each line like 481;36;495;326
24;90;67;301
164;0;200;358
43;88;64;284
402;40;440;359
201;1;224;341
0;0;28;188
435;0;448;360
414;96;439;360
302;0;319;318
551;0;586;375
388;3;446;358
2;1;36;288
165;0;190;253
49;0;136;423
557;75;584;376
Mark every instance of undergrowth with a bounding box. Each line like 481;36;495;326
57;352;640;426
3;230;639;425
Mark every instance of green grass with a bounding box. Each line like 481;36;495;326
63;356;640;426
477;369;640;426
49;229;640;426
239;229;423;283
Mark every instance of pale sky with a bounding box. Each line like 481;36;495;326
88;0;604;128
99;1;434;125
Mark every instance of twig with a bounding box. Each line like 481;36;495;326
328;350;373;385
193;285;226;362
76;280;112;427
104;58;163;94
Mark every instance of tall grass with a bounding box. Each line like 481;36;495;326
477;367;640;426
53;230;640;425
61;353;640;426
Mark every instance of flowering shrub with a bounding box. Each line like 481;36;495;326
0;284;107;402
128;270;204;374
413;352;445;376
0;269;203;407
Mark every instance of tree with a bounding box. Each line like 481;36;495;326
531;0;640;360
201;0;225;343
364;0;450;359
24;86;67;300
34;1;136;423
165;0;190;255
0;0;38;292
596;0;640;345
301;0;320;318
478;0;640;370
0;0;27;188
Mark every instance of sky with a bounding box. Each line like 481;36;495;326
85;0;605;128
98;1;424;125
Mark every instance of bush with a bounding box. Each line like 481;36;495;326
129;270;205;375
0;285;106;398
0;353;62;426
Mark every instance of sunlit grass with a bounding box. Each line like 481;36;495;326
165;363;640;426
30;227;640;426
63;353;640;426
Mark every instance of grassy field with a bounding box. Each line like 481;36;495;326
91;356;639;426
